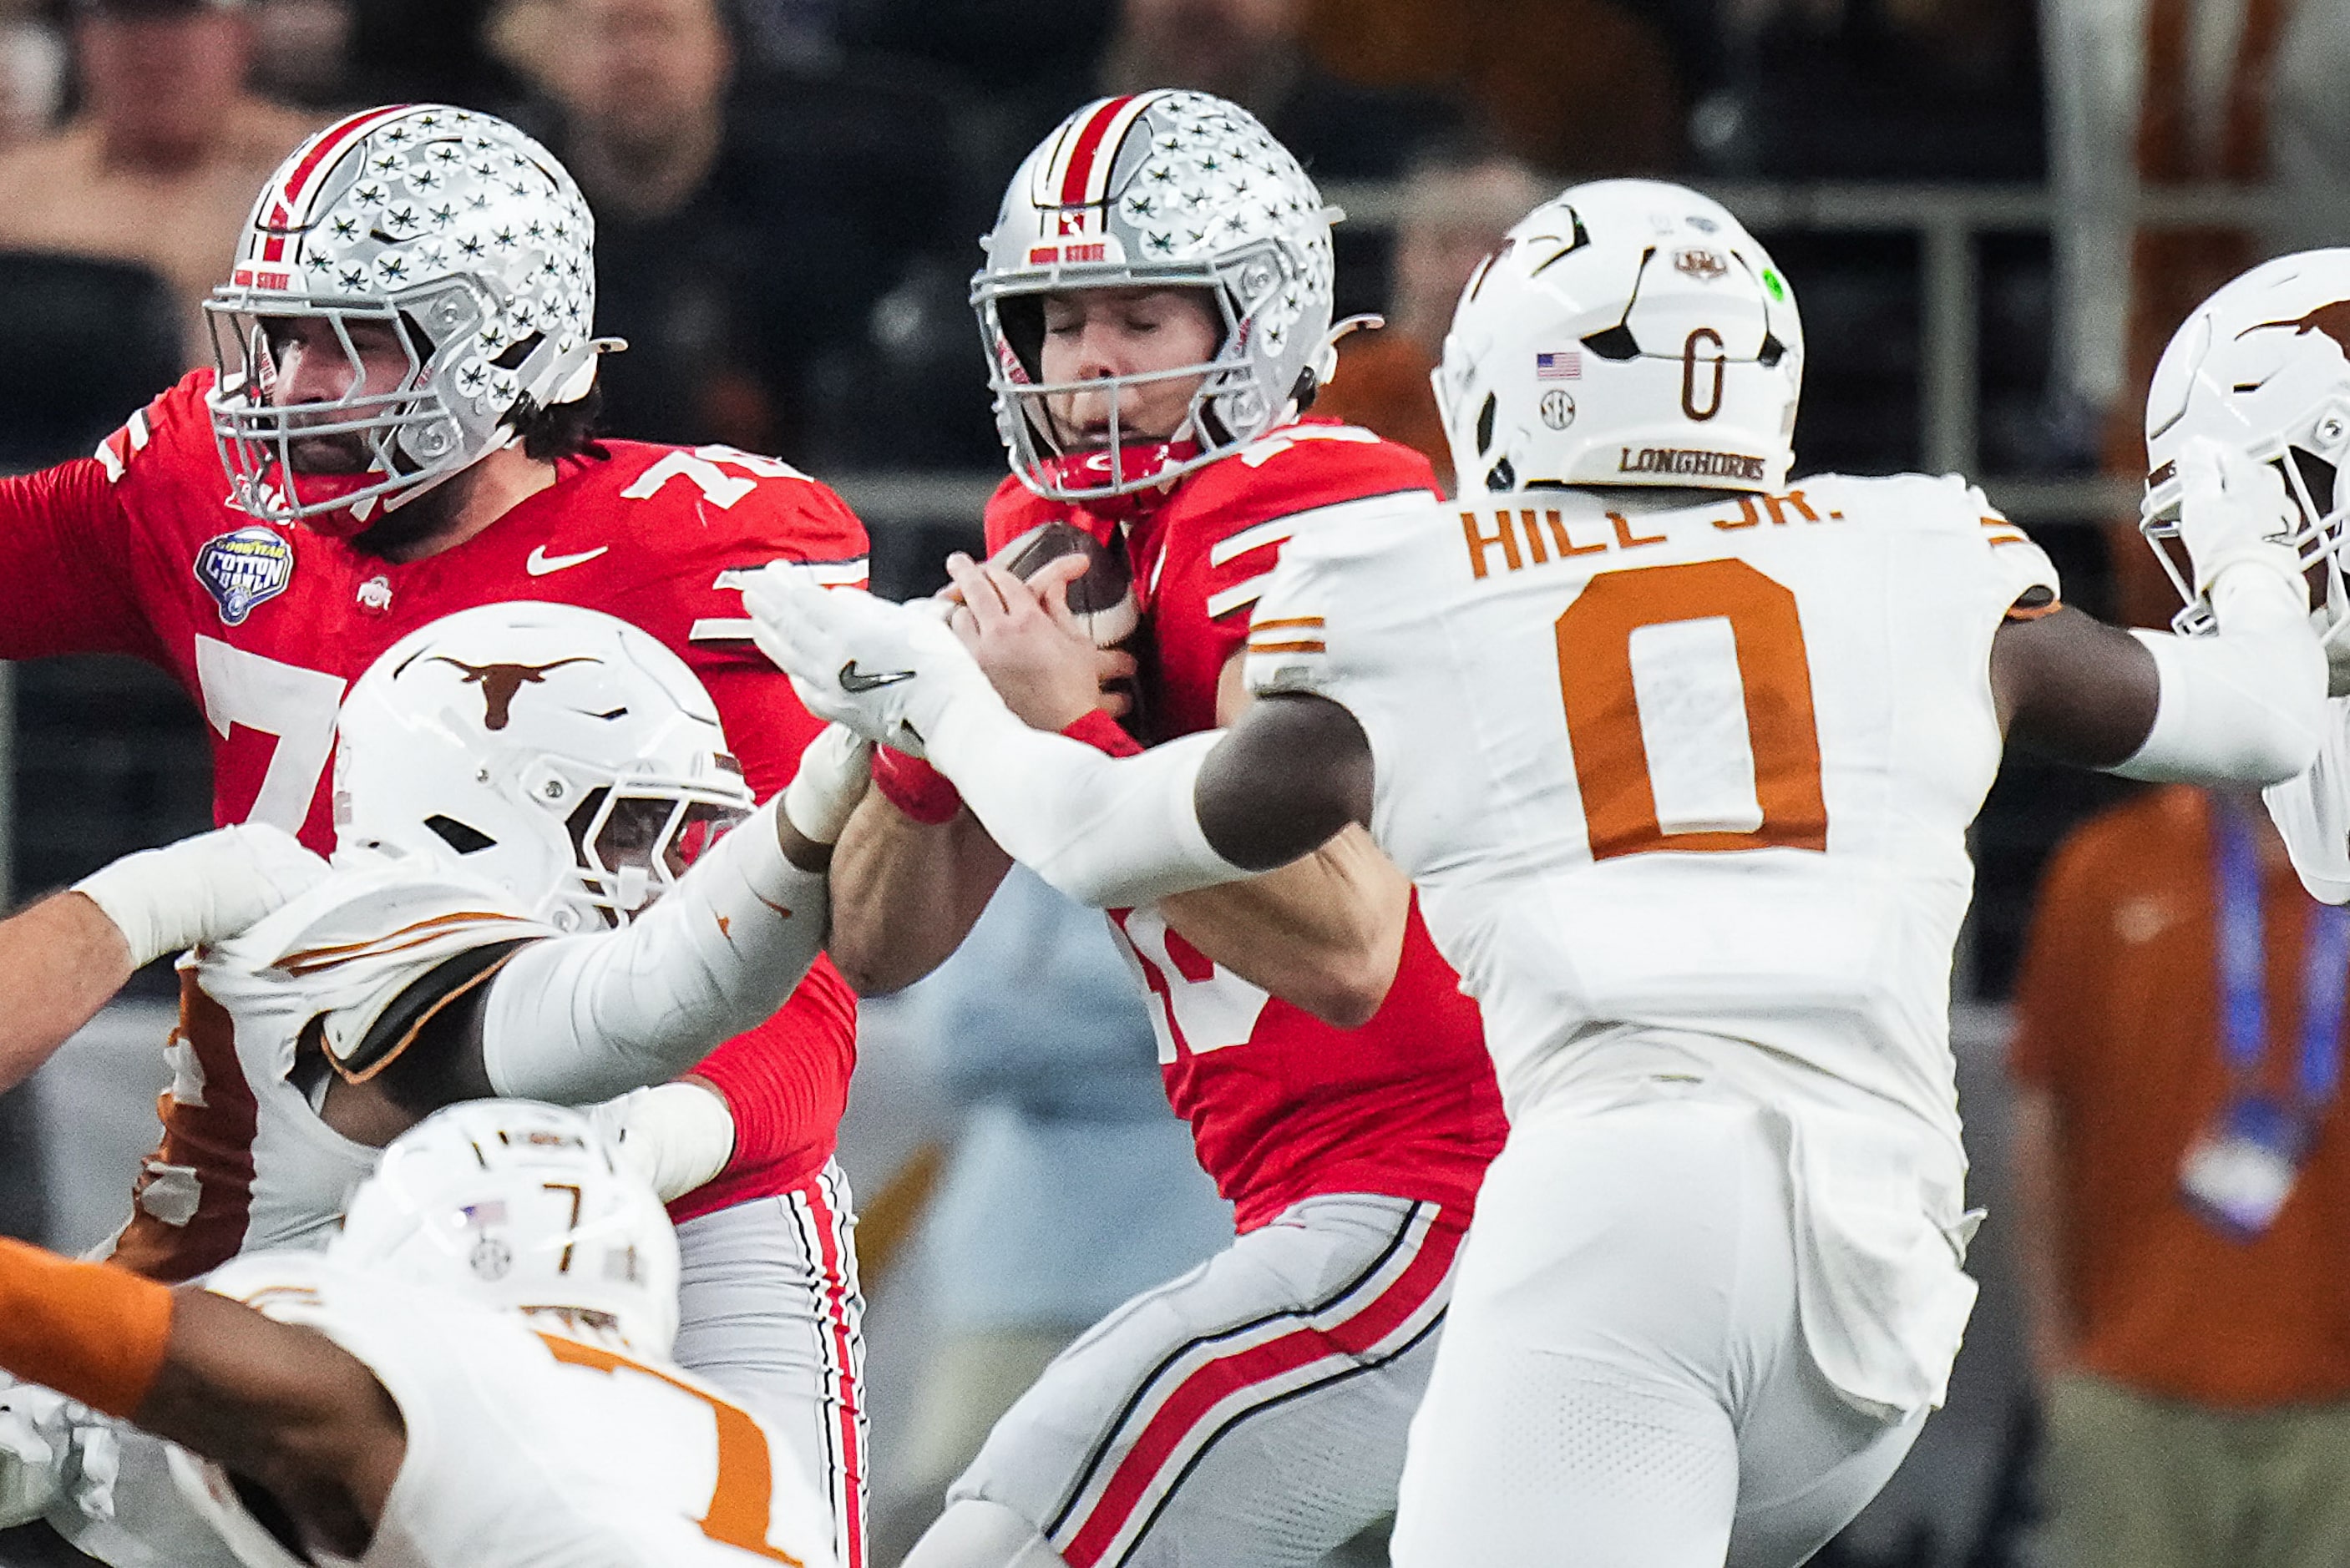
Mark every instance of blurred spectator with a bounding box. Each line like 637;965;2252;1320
1299;0;1682;175
0;17;62;149
882;867;1231;1560
0;0;317;368
1314;144;1543;491
1094;0;1456;182
503;0;991;456
2009;785;2350;1568
2047;0;2350;627
345;0;519;106
246;0;354;108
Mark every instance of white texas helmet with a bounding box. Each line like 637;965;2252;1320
333;602;753;932
973;90;1342;501
2140;249;2350;636
332;1100;683;1356
206;104;613;534
1436;178;1802;496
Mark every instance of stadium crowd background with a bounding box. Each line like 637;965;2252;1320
0;1;2342;1565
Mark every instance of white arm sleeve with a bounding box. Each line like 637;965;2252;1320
923;690;1252;908
479;798;827;1102
2110;564;2327;786
2264;700;2350;904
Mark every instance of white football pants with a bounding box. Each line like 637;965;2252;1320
1390;1084;1924;1568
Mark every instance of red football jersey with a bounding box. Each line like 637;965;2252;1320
0;371;865;1221
985;418;1507;1230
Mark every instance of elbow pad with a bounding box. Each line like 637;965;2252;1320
924;696;1250;908
2113;565;2327;785
480;798;828;1103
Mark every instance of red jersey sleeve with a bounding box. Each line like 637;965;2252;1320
0;431;164;663
1145;423;1438;736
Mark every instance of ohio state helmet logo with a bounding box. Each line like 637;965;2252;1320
2239;300;2350;359
428;656;599;730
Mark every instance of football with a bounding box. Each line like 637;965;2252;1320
988;520;1141;650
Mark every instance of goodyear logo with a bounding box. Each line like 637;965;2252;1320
194;525;293;625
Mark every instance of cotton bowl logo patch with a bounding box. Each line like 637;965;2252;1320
194;526;293;625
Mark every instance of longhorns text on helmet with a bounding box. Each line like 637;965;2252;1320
206;104;609;529
2140;250;2350;638
334;603;755;933
1436;178;1804;497
973;90;1343;501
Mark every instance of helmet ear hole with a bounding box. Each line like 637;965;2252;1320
424;814;495;854
1485;457;1516;492
1476;392;1497;456
1760;332;1788;369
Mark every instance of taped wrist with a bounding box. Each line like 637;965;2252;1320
869;747;961;824
588;1082;737;1203
2112;612;2327;784
924;695;1248;907
480;798;829;1102
0;1242;170;1422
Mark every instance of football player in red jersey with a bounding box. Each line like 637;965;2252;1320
828;91;1506;1568
0;105;872;1568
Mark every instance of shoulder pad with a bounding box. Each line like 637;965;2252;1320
983;476;1063;554
1180;422;1438;529
246;865;555;1080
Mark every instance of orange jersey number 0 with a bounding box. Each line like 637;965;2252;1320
1554;558;1828;862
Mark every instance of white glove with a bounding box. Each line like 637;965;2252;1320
741;564;999;759
2177;436;2307;603
0;1378;117;1530
780;723;874;847
586;1082;737;1203
72;822;329;969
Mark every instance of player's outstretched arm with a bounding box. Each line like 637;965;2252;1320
742;562;1370;906
318;727;869;1138
1993;439;2325;783
0;826;327;1094
934;554;1405;1023
0;1239;403;1561
828;783;1015;994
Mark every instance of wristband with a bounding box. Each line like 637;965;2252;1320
1062;709;1144;758
869;746;962;824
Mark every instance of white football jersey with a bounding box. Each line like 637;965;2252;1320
2265;695;2350;904
166;1252;838;1568
1244;473;2057;1160
113;864;553;1282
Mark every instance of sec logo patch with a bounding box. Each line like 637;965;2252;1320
194;525;294;625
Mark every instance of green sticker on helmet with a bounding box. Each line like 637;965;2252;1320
1763;269;1786;301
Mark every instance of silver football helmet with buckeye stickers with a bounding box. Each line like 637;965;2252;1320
333;602;754;933
2140;250;2350;639
1436;178;1803;496
972;90;1343;501
205;104;614;534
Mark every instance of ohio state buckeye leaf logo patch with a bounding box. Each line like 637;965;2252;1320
195;525;294;625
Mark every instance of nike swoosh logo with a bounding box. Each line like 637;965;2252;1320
839;660;917;693
526;544;610;576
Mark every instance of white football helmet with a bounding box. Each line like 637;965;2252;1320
332;1100;682;1357
2140;249;2350;636
205;104;613;535
972;90;1342;501
333;602;753;932
1436;178;1803;496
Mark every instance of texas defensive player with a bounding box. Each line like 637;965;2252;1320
752;180;2331;1566
0;106;870;1567
0;1102;838;1568
828;91;1503;1568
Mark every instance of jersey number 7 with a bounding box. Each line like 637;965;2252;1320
1555;558;1827;861
539;1334;807;1564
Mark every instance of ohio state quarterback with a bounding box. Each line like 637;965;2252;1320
828;91;1504;1568
0;106;871;1567
755;180;2332;1565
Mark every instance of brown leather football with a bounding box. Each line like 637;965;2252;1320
988;520;1141;650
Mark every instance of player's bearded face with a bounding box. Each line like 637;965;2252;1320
1036;287;1221;451
265;316;416;474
